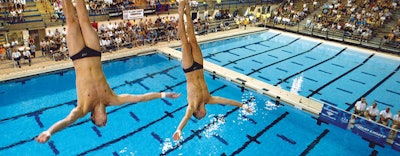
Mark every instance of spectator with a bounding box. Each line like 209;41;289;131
30;43;36;58
23;47;32;66
377;107;392;126
92;20;98;32
391;110;400;135
4;42;11;60
354;97;367;117
364;101;379;121
12;48;21;68
0;44;5;61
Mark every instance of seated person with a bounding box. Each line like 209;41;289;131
377;107;392;126
364;102;379;121
59;44;68;59
391;110;400;135
354;97;367;117
12;49;21;68
23;47;32;66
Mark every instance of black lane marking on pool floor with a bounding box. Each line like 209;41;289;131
336;87;353;94
304;77;318;82
361;71;377;77
251;59;263;64
0;78;185;152
48;141;60;155
276;67;288;73
331;63;345;68
375;100;394;107
27;111;44;128
349;79;366;85
305;56;317;60
0;65;180;124
387;89;400;96
151;132;163;144
274;48;346;86
233;66;245;71
129;112;140;122
203;33;280;60
299;129;329;156
228;112;289;156
318;69;332;75
307;54;375;98
282;50;293;54
267;54;278;58
276;134;296;144
78;85;229;155
92;126;102;137
223;38;301;67
320;99;337;106
257;76;271;82
162;97;257;155
213;134;229;145
246;42;321;76
346;65;400;111
291;61;303;66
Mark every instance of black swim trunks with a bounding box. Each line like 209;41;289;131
183;61;203;73
70;46;101;61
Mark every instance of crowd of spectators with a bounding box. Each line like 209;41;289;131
268;0;324;26
304;0;398;42
384;20;400;47
0;0;27;23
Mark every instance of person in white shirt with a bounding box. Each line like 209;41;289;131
47;30;54;38
364;102;379;121
354;97;367;116
4;42;11;60
391;110;400;135
61;27;67;36
377;107;392;126
59;44;68;59
23;47;32;66
11;39;19;47
12;49;21;68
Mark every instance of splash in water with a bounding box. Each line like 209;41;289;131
264;100;279;111
203;114;226;138
118;147;135;156
161;138;183;154
237;92;257;124
290;74;303;94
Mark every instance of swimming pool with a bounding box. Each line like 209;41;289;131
0;52;398;155
195;31;400;114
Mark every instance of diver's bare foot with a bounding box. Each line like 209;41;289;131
178;0;185;14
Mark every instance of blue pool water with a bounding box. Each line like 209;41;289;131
196;31;400;113
0;35;399;155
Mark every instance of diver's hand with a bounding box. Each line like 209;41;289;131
173;130;182;141
35;131;51;143
242;104;253;113
164;92;181;99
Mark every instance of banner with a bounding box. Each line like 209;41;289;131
392;132;400;152
352;117;390;146
318;104;351;129
123;9;144;20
